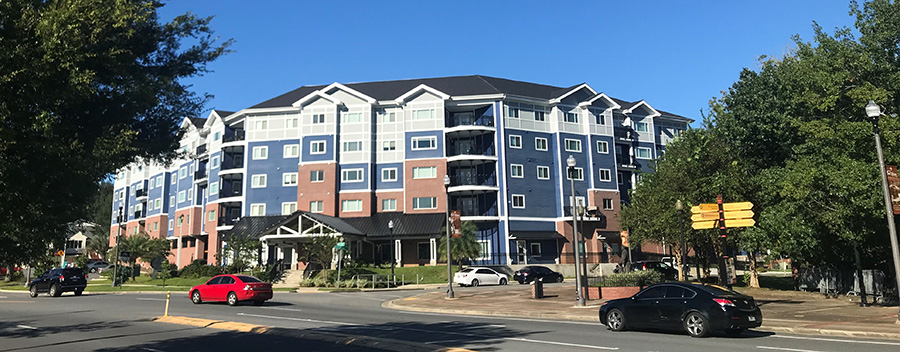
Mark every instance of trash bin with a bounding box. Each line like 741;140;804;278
531;280;544;299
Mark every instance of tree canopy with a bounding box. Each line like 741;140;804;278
0;0;231;266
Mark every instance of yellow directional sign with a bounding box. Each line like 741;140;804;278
691;210;755;222
691;204;719;213
692;202;754;213
692;220;718;230
723;202;754;211
724;218;756;228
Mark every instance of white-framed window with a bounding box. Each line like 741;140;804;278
177;190;186;202
617;172;625;185
310;140;326;154
312;113;325;124
411;136;437;150
310;170;324;182
537;166;550;180
564;112;578;123
535;111;546;121
382;199;397;211
508;107;519;118
412;166;437;179
603;198;614;210
382;168;398;182
210;182;218;194
281;202;297;215
635;122;649;132
535;137;548;151
342;199;363;212
379;111;396;123
343;141;363;152
309;200;324;213
512;194;525;208
170;196;174;206
530;243;542;257
510;164;524;178
252;146;268;160
597;140;609;154
342;169;364;182
168;219;174;229
567;167;584;181
287;117;299;128
153;222;158;231
282;172;298;186
213;132;221;141
254;120;268;130
171;173;177;184
476;240;490;260
179;167;187;179
154;198;161;209
413;109;434;120
636;147;652;159
283;144;299;158
413;197;437;209
207;210;216;221
251;174;267;188
599;168;612;182
250;203;266;216
382;140;396;151
564;139;582;152
149;178;155;189
343;112;362;123
509;135;522;148
211;157;219;169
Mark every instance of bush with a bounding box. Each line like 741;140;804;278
593;270;663;287
179;260;223;278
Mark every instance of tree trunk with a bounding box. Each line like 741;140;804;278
675;247;685;281
748;251;760;288
3;266;11;282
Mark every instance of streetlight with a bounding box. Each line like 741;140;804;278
388;220;395;285
567;155;585;307
577;204;588;301
444;174;454;299
112;206;123;288
676;200;687;281
865;101;900;322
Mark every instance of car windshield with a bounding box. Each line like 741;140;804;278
237;275;261;283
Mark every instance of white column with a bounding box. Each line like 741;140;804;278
395;239;402;267
176;236;182;267
261;243;269;265
429;238;437;266
292;242;299;270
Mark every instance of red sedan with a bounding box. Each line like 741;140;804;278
189;274;273;306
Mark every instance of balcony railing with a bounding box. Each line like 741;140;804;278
451;199;499;217
221;158;244;170
446;143;496;158
446;115;495;128
196;144;207;155
135;189;147;198
448;173;497;187
133;210;146;219
222;130;245;143
218;216;240;226
218;188;242;198
614;129;636;141
194;170;207;180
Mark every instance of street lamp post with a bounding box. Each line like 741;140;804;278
389;220;395;286
444;175;454;299
112;206;123;288
676;200;687;281
567;155;585;307
865;101;900;322
578;205;588;300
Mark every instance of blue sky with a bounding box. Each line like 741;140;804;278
158;1;858;123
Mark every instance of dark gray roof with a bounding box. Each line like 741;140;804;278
508;231;568;241
343;212;446;237
187;117;207;128
213;110;235;118
224;215;290;240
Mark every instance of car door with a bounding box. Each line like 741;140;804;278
658;286;689;329
218;276;236;299
475;269;497;285
202;277;223;300
627;286;667;328
35;270;51;290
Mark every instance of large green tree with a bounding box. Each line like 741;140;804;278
113;231;170;280
0;0;231;266
438;221;482;267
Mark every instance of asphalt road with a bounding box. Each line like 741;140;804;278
2;287;899;352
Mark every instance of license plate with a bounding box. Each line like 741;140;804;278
748;316;756;322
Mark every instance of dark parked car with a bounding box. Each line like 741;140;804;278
598;282;762;337
513;266;564;284
29;268;88;297
630;260;678;280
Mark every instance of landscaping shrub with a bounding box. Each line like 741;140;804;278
593;270;663;287
179;260;223;278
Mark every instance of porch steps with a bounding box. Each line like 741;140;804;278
273;269;305;288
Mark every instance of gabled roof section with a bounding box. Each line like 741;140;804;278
657;109;694;123
395;84;451;104
224;215;291;240
579;93;621;110
291;90;344;108
623;100;661;118
321;82;377;104
188;117;207;129
550;83;597;104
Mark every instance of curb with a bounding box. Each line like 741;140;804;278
760;325;900;340
0;289;189;295
154;315;475;352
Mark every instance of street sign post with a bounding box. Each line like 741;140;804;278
689;197;755;289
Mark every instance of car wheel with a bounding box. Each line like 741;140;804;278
49;284;61;297
470;279;479;287
29;285;37;298
191;291;202;304
253;300;265;306
74;289;83;296
500;278;508;285
556;276;564;283
227;292;238;306
725;328;746;336
606;309;626;331
684;312;710;337
517;280;525;285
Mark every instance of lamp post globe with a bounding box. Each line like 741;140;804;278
443;174;454;298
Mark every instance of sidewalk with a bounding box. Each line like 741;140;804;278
384;283;900;340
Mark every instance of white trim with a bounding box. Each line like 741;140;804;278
341;199;363;212
509;135;522;149
550;83;597;104
250;203;266;216
382;167;398;182
564;138;582;152
535;137;548;151
411;136;437;151
396;84;451;103
412;166;437;179
511;194;525;209
282;172;298;186
596;140;609;154
510;164;524;178
283;144;299;158
598;168;612;182
537;166;550;180
252;146;268;160
251;174;267;188
623;100;662;118
341;168;365;183
310;140;326;154
635;147;652;159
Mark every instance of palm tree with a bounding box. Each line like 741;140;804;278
438;221;482;268
115;232;170;280
86;231;110;260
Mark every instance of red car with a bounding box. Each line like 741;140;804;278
189;274;273;306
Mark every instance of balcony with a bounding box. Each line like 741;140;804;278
221;158;244;171
614;129;636;141
446;143;496;158
135;188;148;200
195;144;208;159
133;209;146;221
218;188;243;199
217;216;241;226
616;154;637;169
193;170;208;184
222;130;245;143
449;173;497;187
450;195;499;218
446;115;495;128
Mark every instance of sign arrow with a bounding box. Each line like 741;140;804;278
724;218;756;228
691;204;718;213
692;220;718;230
691;210;754;221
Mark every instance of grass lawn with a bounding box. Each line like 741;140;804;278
343;264;463;284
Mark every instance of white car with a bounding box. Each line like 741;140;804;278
453;267;508;287
85;261;110;273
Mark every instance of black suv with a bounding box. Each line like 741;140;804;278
513;265;564;284
29;268;87;297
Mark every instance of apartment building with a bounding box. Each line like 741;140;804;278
110;75;691;269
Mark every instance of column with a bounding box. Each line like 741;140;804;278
429;238;437;266
176;236;182;267
394;239;402;267
292;242;299;270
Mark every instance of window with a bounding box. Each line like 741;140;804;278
411;136;436;150
382;168;397;182
282;202;297;215
564;139;582;152
413;109;434;120
179;167;187;179
603;198;613;210
382;141;396;151
617;172;625;185
171;173;177;184
169;219;174;229
412;166;437;179
537;166;550;180
567;167;584;181
254;120;267;130
535;111;545;121
252;146;268;160
283;144;299;158
177;191;186;202
287;118;299;128
154;198;161;209
208;210;216;222
417;242;430;260
342;169;364;182
343;112;362;123
636;147;652;159
508;107;519;118
250;203;266;216
133;227;138;235
251;174;267;188
149;178;155;189
283;172;298;186
310;170;324;182
382;199;397;211
309;201;324;213
176;216;182;226
599;168;611;182
153;222;158;231
597;140;609;154
509;135;522;148
635;122;649;132
343;141;363;152
413;197;437;209
187;189;193;201
476;240;490;260
564;112;578;123
310;141;326;154
210;182;219;194
312;113;325;124
214;132;221;141
510;164;524;178
535;137;548;151
530;243;542;257
512;194;525;208
380;111;396;123
211;157;219;169
342;199;363;212
170;196;174;206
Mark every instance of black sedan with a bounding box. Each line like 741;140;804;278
513;265;564;284
598;282;761;337
29;268;88;297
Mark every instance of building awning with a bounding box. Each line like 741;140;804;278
509;231;568;241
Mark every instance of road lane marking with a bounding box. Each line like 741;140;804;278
236;312;358;326
143;348;166;352
0;296;7;298
396;311;598;325
261;307;304;312
16;325;38;330
757;346;823;352
488;324;505;328
793;306;843;314
769;334;900;346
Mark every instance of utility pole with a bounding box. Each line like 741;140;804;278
112;206;123;287
444;175;454;299
567;155;585;307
